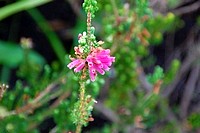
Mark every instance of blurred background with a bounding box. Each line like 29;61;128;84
0;0;200;133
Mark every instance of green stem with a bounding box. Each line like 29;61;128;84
87;11;92;46
76;123;82;133
75;68;87;133
75;81;85;133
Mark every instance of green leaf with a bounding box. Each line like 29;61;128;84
28;9;66;64
0;0;52;21
164;59;180;84
0;41;45;68
147;66;164;84
188;113;200;129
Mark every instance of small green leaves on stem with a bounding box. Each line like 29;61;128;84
67;1;115;132
147;66;164;85
83;0;98;18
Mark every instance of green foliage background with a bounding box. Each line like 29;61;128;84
0;0;200;133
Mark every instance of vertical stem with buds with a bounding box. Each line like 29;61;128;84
75;5;92;133
75;6;93;133
87;11;92;46
68;1;102;132
75;67;87;133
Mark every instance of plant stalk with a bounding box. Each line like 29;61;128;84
75;67;87;133
87;11;92;46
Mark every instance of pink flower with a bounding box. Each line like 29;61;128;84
67;47;115;82
67;59;86;73
86;48;115;82
74;46;83;55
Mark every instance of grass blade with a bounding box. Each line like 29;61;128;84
0;0;52;21
28;9;66;64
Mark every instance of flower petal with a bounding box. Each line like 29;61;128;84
67;59;80;69
86;48;115;81
93;64;105;75
74;61;85;72
89;68;97;82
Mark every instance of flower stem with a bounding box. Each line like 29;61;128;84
87;11;92;46
75;123;82;133
75;67;87;133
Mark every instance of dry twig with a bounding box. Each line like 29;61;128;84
0;76;66;119
94;101;120;123
180;66;200;119
163;44;200;97
171;1;200;15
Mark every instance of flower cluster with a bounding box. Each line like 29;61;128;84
67;45;115;82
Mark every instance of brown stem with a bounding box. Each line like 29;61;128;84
180;66;200;119
171;1;200;16
0;75;65;119
87;12;91;36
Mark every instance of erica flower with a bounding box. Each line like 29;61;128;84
67;59;86;73
67;46;115;82
86;48;115;81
